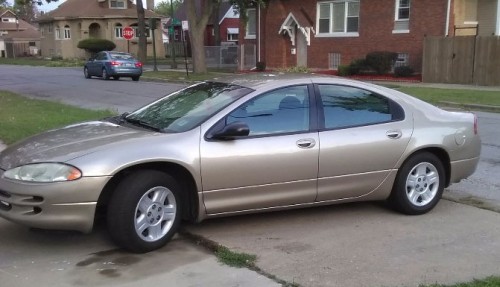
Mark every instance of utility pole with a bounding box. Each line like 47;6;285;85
170;0;177;69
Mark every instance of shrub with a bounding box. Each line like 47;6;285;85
256;61;266;71
348;58;367;75
77;38;116;54
337;65;353;76
394;65;414;77
365;51;398;75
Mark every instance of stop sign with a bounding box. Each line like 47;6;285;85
123;26;134;40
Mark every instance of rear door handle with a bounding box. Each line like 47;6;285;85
296;138;316;149
386;130;402;139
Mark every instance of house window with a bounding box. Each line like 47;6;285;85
227;28;239;41
29;41;36;47
317;1;360;37
245;8;257;39
115;23;123;38
41;26;45;36
328;53;341;70
64;25;71;39
48;24;53;33
174;29;179;41
133;26;150;38
55;27;61;40
110;0;126;9
393;0;410;33
394;53;409;67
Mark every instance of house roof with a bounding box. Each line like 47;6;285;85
0;9;41;40
37;0;161;22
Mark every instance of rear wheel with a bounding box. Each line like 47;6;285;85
107;170;181;253
102;68;110;80
388;152;445;215
84;67;91;79
132;76;140;81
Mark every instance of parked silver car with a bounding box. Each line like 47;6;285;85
0;74;480;253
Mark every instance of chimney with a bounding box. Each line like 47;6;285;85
147;0;155;10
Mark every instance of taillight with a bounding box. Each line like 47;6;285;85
473;114;478;135
135;62;143;68
110;61;120;66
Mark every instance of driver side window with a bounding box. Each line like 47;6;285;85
226;86;310;136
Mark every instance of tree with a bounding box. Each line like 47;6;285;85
0;0;11;8
14;0;40;24
186;0;265;74
134;0;147;63
154;0;182;17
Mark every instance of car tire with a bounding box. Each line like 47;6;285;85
388;152;445;215
112;76;120;80
102;68;110;80
84;67;91;79
132;76;140;81
107;170;182;253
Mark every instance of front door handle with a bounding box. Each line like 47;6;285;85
386;130;402;139
296;138;316;149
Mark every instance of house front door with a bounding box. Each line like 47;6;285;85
297;30;307;67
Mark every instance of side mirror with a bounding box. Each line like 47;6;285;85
211;122;250;140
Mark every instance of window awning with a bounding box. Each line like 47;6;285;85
278;12;315;46
227;28;239;34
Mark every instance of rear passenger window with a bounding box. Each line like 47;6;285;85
319;85;394;129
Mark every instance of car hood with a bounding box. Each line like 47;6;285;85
0;121;148;170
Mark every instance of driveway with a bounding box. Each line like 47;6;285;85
1;65;500;286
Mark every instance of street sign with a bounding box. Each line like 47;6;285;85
182;20;189;31
123;26;134;40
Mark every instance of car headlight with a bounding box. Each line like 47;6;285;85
3;163;82;182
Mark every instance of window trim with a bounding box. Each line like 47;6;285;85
114;23;123;38
63;25;71;39
316;0;360;38
109;0;127;9
206;84;318;141
55;27;61;40
314;84;405;132
245;8;257;39
395;0;410;21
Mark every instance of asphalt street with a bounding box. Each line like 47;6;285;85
1;65;500;287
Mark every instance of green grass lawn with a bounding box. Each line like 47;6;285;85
420;276;500;287
143;70;233;82
0;91;114;145
0;57;85;67
395;87;500;107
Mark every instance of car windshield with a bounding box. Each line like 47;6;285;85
124;82;253;133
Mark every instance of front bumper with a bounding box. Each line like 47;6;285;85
0;169;111;233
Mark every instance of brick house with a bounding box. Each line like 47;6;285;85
240;0;499;72
171;0;240;46
37;0;164;59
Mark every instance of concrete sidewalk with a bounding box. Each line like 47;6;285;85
186;201;500;287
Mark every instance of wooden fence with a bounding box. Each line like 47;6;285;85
422;36;500;86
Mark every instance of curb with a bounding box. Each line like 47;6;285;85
0;141;6;152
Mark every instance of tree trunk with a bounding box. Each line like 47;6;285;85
186;0;215;74
136;0;147;63
212;1;221;45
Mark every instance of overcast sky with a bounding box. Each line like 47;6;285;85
7;0;161;12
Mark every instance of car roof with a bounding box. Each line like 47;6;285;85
211;73;368;90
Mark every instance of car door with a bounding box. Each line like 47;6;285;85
200;85;319;214
315;84;412;201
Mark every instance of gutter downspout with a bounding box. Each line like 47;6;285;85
496;0;500;35
258;5;261;62
445;0;451;36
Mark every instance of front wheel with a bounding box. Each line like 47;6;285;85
132;76;140;81
388;152;445;215
107;170;182;253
